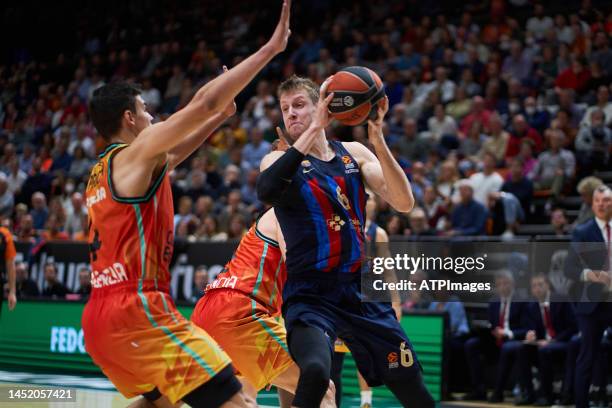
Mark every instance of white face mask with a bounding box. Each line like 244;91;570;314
65;183;75;194
525;106;536;115
509;102;520;113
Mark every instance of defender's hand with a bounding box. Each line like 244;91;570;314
266;0;292;54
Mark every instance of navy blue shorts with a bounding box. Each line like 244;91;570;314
282;279;422;387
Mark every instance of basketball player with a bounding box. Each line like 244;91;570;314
0;223;17;313
191;206;335;408
257;76;434;407
191;139;335;408
82;2;291;407
330;196;402;408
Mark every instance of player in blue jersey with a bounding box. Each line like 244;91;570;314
257;75;434;408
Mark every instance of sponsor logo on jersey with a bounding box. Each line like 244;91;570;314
86;187;107;208
206;275;238;291
327;215;346;231
91;262;128;288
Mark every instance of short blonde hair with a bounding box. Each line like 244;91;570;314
277;75;319;104
577;176;603;195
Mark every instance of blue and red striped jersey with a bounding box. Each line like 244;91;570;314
275;141;368;279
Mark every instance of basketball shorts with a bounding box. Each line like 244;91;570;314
283;279;422;387
82;289;232;403
191;289;294;391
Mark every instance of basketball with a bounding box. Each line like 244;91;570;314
326;66;385;126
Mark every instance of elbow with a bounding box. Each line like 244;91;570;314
393;194;415;213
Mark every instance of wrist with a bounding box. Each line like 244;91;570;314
260;43;278;58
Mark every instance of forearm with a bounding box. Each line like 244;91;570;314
168;112;228;169
371;139;414;212
191;46;277;113
257;148;304;205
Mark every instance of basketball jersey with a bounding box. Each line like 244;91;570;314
0;227;16;281
275;140;367;279
206;214;286;315
85;143;174;294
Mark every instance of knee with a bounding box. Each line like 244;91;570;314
300;359;330;389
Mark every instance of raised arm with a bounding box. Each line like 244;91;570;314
124;0;290;162
346;97;415;213
167;68;237;170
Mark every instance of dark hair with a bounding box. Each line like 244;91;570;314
89;82;141;140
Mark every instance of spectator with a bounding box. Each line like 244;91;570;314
406;207;436;237
41;214;70;241
68;146;93;180
174;196;194;232
445;86;472;120
478;113;509;163
64;192;88;238
575;108;612;175
463;270;530;402
581;85;612;127
526;4;554;40
16;214;37;243
435;160;460;201
447;179;488;236
461;96;493;135
501;40;533;83
397;118;429;162
521;96;550;134
6;158;27;196
422;185;448;230
196;215;228;242
506;114;542;158
15;262;39;298
501;157;533;215
555;56;591;95
76;267;92;298
590;31;612;76
227;213;247;240
241;128;271;172
531;129;576;197
574;176;603;226
0;173;14;218
191;265;208;303
487;191;524;237
41;263;70;298
469;152;504;206
29;192;48;230
515;274;577;405
427;104;458;143
551;208;570;236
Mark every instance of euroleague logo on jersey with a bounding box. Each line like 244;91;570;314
342;155;359;174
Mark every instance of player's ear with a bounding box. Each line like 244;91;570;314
123;109;136;127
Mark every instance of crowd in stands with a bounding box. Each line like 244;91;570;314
1;0;611;245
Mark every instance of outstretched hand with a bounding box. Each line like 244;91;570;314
267;0;292;54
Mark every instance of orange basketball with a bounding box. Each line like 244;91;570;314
326;66;385;126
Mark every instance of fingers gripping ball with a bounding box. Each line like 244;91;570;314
326;66;385;126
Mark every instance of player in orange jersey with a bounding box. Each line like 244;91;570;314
191;139;335;408
82;2;291;407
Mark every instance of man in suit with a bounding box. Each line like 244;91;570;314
516;274;577;405
564;185;612;408
463;270;530;402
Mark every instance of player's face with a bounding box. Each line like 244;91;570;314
133;95;153;135
279;90;316;142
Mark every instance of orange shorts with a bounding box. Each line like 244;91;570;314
191;289;294;391
82;289;231;403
